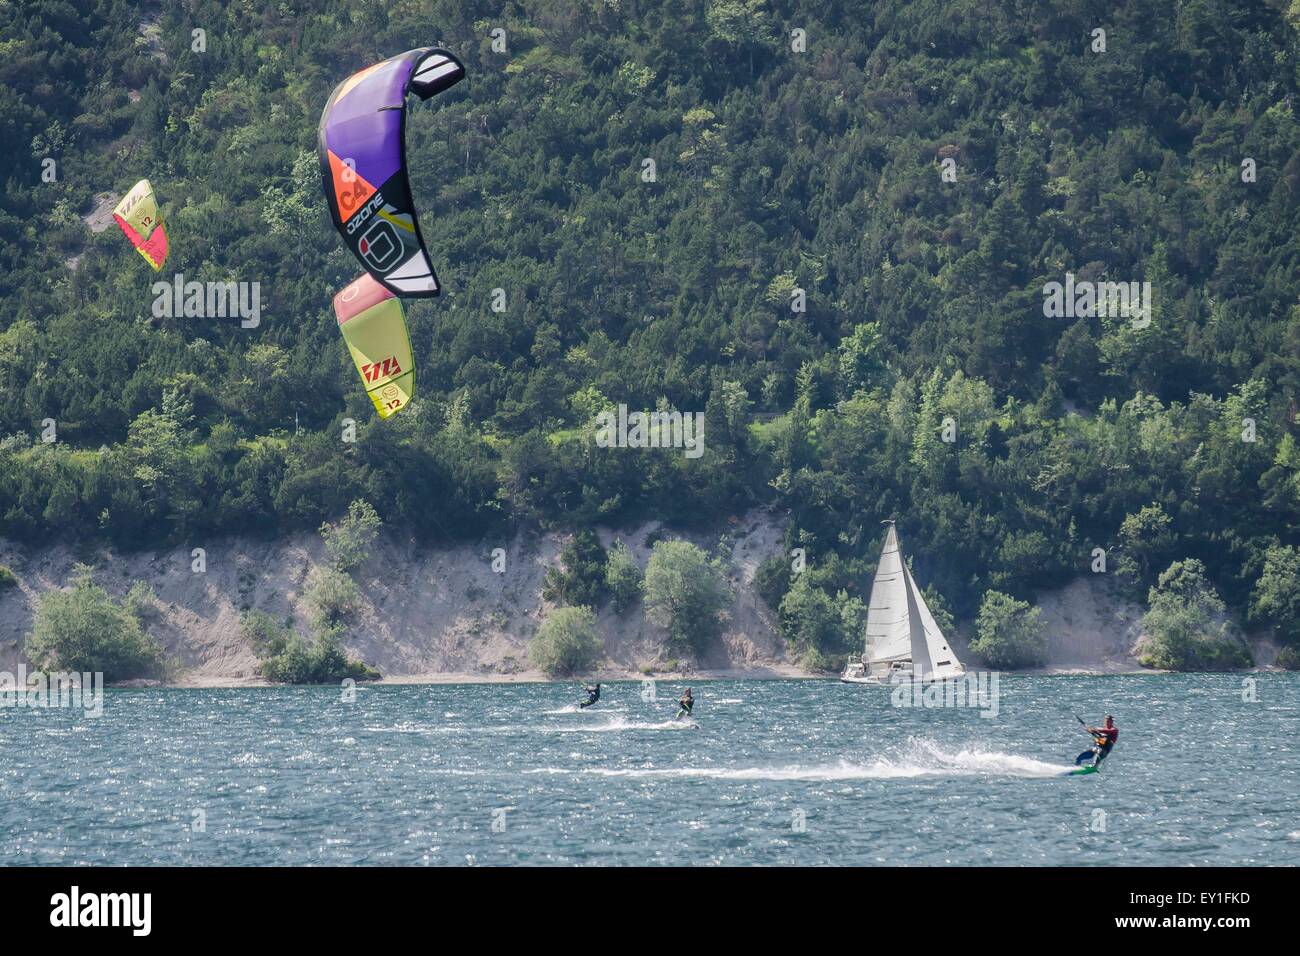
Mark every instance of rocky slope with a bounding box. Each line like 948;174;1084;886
0;512;798;684
5;512;1238;685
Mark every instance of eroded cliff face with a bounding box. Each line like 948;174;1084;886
11;510;1239;684
0;513;795;684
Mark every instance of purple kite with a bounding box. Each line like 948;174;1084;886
318;48;465;297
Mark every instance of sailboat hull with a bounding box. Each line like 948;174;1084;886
840;673;888;685
839;670;968;686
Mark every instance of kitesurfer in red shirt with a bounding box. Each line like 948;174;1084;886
1078;714;1119;768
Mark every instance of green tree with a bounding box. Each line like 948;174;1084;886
705;0;770;77
777;575;864;667
1139;559;1251;671
1116;504;1177;586
778;575;840;656
260;150;318;256
921;583;955;635
836;322;886;398
543;529;608;607
604;540;643;613
643;540;731;654
969;590;1047;669
1248;545;1300;646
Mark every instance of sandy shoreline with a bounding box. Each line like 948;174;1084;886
156;664;814;689
123;663;1188;689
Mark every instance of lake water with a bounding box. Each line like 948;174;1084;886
2;674;1297;865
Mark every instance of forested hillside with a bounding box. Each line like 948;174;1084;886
4;0;1300;664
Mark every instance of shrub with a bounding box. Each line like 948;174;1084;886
304;566;359;627
797;644;837;672
241;612;380;683
320;499;382;572
25;566;162;680
123;581;158;621
0;565;17;589
969;590;1047;669
1275;645;1300;670
529;606;602;676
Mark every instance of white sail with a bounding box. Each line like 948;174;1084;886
903;558;965;679
856;522;965;682
863;524;913;664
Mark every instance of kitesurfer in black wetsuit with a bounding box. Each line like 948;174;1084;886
1076;714;1118;767
579;683;600;708
676;687;694;719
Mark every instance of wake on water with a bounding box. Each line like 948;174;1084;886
366;710;688;735
542;704;630;715
542;715;697;732
528;739;1071;780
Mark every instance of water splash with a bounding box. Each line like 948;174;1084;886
526;739;1071;780
543;715;696;733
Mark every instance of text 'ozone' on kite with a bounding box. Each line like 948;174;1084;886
318;48;465;297
333;273;415;419
112;179;169;271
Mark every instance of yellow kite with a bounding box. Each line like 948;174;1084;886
332;273;415;418
112;179;169;271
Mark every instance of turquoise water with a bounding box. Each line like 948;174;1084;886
1;675;1297;865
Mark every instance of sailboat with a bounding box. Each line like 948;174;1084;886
841;520;966;685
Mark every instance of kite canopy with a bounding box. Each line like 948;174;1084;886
112;179;168;271
333;272;415;418
318;48;465;297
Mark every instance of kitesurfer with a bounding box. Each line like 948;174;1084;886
579;683;600;709
1077;714;1118;767
676;687;694;719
